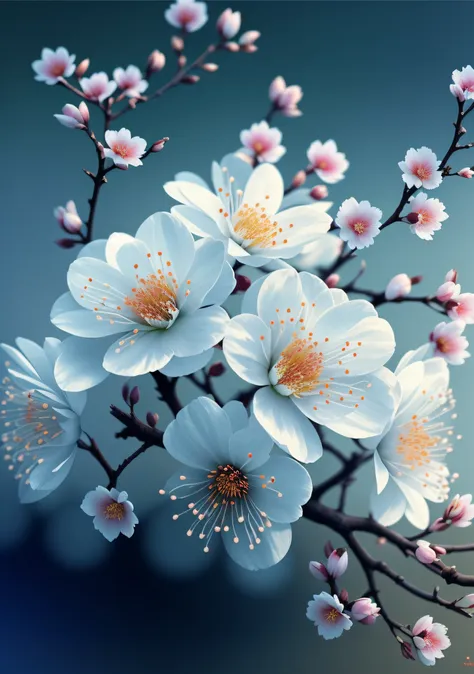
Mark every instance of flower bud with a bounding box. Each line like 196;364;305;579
400;641;416;660
292;170;307;188
326;548;348;579
323;540;334;558
406;212;419;225
150;137;169;152
450;83;466;102
148;50;166;73
415;540;438;564
171;36;184;52
351;598;380;625
217;8;241;40
309;561;329;581
233;274;252;293
325;273;340;289
201;63;219;72
458;167;474;178
436;281;460;303
410;275;423;285
62;211;83;234
122;383;130;403
78;101;90;124
75;58;90;78
208;362;225;377
310;185;328;200
240;44;258;53
385;273;412;301
178;54;187;68
182;75;200;84
222;41;240;52
445;269;458;283
239;30;260;46
430;517;450;532
339;589;349;604
55;238;77;249
130;385;140;406
455;594;474;611
146;411;159;427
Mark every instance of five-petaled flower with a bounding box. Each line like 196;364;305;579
335;197;383;249
160;397;312;570
32;46;76;85
399;147;443;190
408;192;448;241
269;76;303;117
113;65;149;97
80;71;117;102
306;592;353;640
240;121;286;163
223;268;396;463
412;615;451;666
50;215;233;390
429;320;470;365
81;486;138;541
104;128;147;168
165;0;208;32
0;338;85;503
307;140;349;184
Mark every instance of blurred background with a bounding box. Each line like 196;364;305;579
1;1;474;672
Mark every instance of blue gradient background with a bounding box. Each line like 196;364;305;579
1;1;474;672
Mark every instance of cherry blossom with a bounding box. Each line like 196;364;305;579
412;615;450;666
306;592;353;640
147;50;166;73
455;594;474;611
311;185;329;200
350;598;380;625
269;76;303;117
32;47;76;85
165;0;208;32
443;494;474;527
54;200;83;234
430;320;470;365
451;66;474;101
81;486;138;541
446;269;458;283
307;140;349;184
436;281;460;303
240;121;286;163
113;65;149;97
239;30;260;47
407;192;448;240
309;548;348;581
80;72;117;102
458;167;474;178
335;197;383;249
399;147;443;190
54;102;90;130
415;540;446;564
217;8;241;40
104;128;147;168
447;293;474;323
385;274;412;301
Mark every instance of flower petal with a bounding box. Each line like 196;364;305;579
223;314;271;385
222;521;292;570
54;335;113;391
159;349;213;377
251;456;312;522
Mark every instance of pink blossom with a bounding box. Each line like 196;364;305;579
335;197;382;250
412;615;450;666
311;185;329;200
408;192;448;240
80;72;117;102
351;598;380;625
445;269;458;283
443;494;474;527
309;561;330;581
113;65;148;97
436;281;460;303
327;548;348;578
217;8;241;39
307;140;349;184
104;128;147;168
451;66;474;101
399;147;443;190
385;273;412;301
147;50;166;73
240;120;286;163
306;592;353;640
165;0;208;32
448;293;474;323
455;594;474;611
54;102;90;130
429;320;470;365
32;47;76;85
415;540;438;565
239;30;260;46
81;486;138;541
75;59;90;78
54;200;83;234
269;76;303;117
458;167;474;178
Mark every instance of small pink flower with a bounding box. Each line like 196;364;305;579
54;200;83;234
310;185;329;200
217;8;241;39
408;192;448;240
307;140;349;184
306;592;353;640
80;72;117;102
436;281;460;303
455;594;474;611
309;561;329;581
385;273;412;301
399;147;443;190
147;50;166;73
446;269;458;283
351;598;380;625
32;46;76;85
113;65;148;97
458;167;474;178
412;615;450;667
444;494;474;527
81;486;139;541
269;76;303;117
448;293;474;324
429;320;470;365
415;540;438;564
240;120;286;163
327;548;348;579
165;0;208;32
451;66;474;101
335;197;382;250
54;102;90;129
104;128;147;168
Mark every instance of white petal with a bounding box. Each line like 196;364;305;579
103;329;173;377
178;238;226;313
370;479;406;526
223;314;271;385
170;306;229;357
223;400;250;433
171;204;227;240
241;163;284;215
201;261;235;307
228;414;274;470
251;456;312;522
222;521;292;570
54;335;113;391
159;349;213;377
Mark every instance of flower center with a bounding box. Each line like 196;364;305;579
212;464;249;500
113;143;130;159
416;208;431;225
50;62;65;77
435;336;452;353
414;164;431;181
275;338;324;396
125;273;178;324
397;419;439;468
324;608;341;623
253;141;265;154
352;221;367;234
234;202;280;249
104;501;126;520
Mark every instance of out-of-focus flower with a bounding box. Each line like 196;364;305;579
415;540;438;564
310;185;329;200
81;486;138;541
451;66;474;101
412;615;450;666
165;0;208;32
399;147;442;190
436;281;460;303
430;320;470;365
239;30;260;48
306;592;353;640
458;167;474;178
104;128;147;168
269;76;303;117
407;192;448;241
443;494;474;527
113;65;149;97
307;140;349;184
446;269;458;283
217;8;241;39
455;594;474;611
325;273;340;288
75;58;90;78
32;46;76;85
286;234;342;273
54;200;83;234
385;273;412;301
161;397;312;569
80;72;117;102
54;102;90;130
147;50;166;73
350;598;380;625
240;120;286;163
448;293;474;323
1;338;85;503
335;197;382;249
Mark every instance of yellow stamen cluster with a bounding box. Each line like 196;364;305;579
397;418;439;469
125;273;177;323
104;501;126;520
211;464;249;500
275;338;324;396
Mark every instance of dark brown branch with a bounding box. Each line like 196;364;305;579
150;371;183;417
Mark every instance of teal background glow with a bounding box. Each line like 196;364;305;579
1;1;474;672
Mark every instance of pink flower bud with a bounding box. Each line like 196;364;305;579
415;540;438;564
323;540;334;558
130;386;140;406
325;273;340;289
78;101;90;124
406;212;419;225
432;545;447;556
148;50;166;73
233;274;252;293
385;273;412;301
62;212;83;234
171;36;184;52
455;594;474;611
310;185;328;200
202;63;219;72
291;170;307;188
339;589;349;604
240;44;258;53
182;75;200;84
122;384;130;403
208;362;226;377
239;30;260;46
223;41;240;52
458;167;474;178
445;269;458;283
436;281;460;303
443;493;474;527
178;54;187;68
55;238;77;249
75;58;90;78
400;641;416;661
410;275;423;285
217;8;241;40
430;517;450;532
351;598;380;625
151;137;169;152
326;548;348;579
146;411;159;427
308;561;329;581
54;103;88;129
